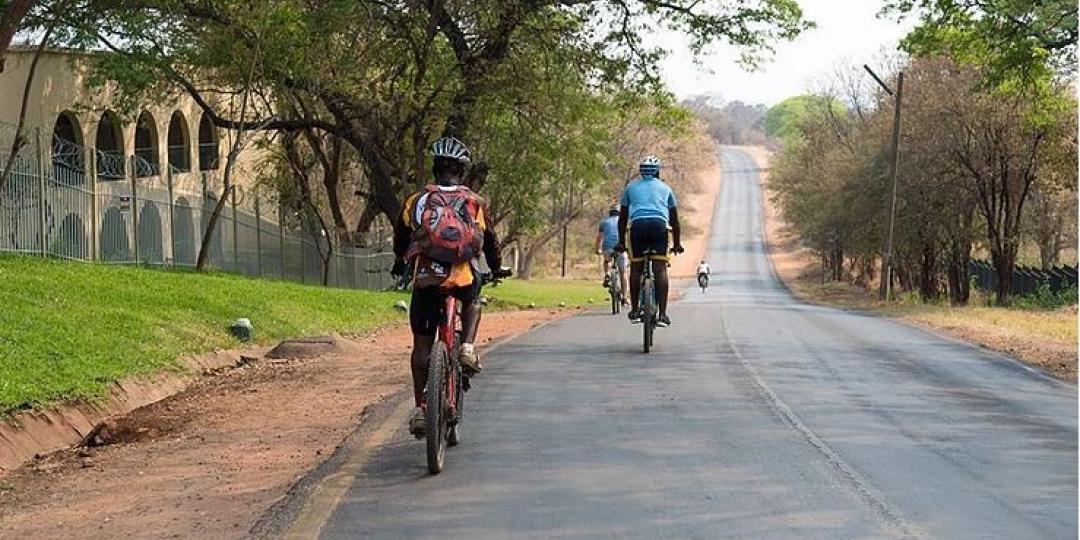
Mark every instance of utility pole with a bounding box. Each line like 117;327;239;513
864;65;903;301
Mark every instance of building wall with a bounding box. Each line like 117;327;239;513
0;48;275;266
0;48;268;194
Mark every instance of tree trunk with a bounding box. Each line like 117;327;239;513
832;244;844;282
0;0;36;73
1037;229;1062;269
518;244;539;280
945;243;971;306
990;245;1017;306
918;241;938;302
197;54;259;271
353;203;381;245
196;183;232;271
0;18;52;191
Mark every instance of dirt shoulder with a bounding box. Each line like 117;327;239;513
0;309;571;539
754;147;1077;382
670;147;722;278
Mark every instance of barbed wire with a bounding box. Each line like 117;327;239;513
95;150;126;179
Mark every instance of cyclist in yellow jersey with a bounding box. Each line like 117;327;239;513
392;137;503;436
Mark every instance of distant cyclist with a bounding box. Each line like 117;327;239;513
595;204;629;305
615;155;683;327
391;136;503;436
697;260;710;290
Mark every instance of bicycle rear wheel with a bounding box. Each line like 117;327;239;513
425;342;449;474
642;277;655;353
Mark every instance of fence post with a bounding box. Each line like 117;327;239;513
300;228;307;285
167;167;176;267
254;194;262;277
35;130;47;257
278;203;286;279
89;146;99;261
200;171;208;248
130;157;140;264
231;187;239;271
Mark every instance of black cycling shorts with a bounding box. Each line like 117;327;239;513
410;280;480;337
629;218;669;262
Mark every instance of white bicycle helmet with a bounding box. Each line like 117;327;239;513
431;136;471;164
639;155;662;175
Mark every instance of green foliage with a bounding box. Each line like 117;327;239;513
764;95;844;143
485;279;601;310
1012;283;1078;310
882;0;1077;82
22;0;810;219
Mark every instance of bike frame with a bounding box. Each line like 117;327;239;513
437;296;460;418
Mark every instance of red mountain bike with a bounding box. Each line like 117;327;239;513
398;269;510;474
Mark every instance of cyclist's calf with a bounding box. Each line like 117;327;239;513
411;334;436;407
629;259;669;313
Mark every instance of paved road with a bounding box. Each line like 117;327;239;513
313;147;1077;539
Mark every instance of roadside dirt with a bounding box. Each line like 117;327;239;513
671;150;722;278
754;146;1078;382
0;309;569;539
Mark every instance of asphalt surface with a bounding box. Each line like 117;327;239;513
314;147;1077;539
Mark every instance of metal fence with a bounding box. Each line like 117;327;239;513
0;125;394;290
969;259;1078;296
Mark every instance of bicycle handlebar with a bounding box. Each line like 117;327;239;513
481;268;513;286
393;267;512;289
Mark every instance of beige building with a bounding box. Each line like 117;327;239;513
0;47;393;288
0;47;267;267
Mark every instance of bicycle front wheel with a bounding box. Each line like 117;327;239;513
425;342;449;474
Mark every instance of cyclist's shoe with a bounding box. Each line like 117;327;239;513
628;309;642;324
460;343;482;374
602;275;611;288
408;407;425;438
657;314;672;328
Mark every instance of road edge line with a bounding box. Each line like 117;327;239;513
254;309;578;538
717;303;925;540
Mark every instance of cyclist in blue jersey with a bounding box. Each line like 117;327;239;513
614;155;683;327
595;204;629;304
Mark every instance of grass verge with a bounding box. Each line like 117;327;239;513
0;255;599;413
485;278;604;309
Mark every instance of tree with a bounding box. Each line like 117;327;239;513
769;54;1076;306
1022;97;1078;268
764;95;846;144
683;95;768;145
882;0;1078;81
30;0;810;216
0;0;38;71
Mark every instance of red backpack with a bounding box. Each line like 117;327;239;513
408;186;484;264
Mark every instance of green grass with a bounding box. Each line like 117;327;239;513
0;255;597;414
485;278;603;309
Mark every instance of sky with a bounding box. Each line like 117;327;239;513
655;0;916;106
